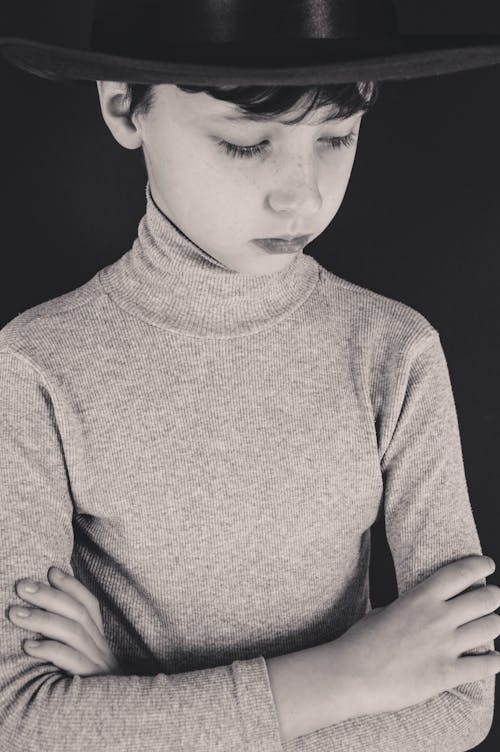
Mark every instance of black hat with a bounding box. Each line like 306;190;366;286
1;0;500;86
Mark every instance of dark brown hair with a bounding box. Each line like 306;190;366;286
124;81;380;123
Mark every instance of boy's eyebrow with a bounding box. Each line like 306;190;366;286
218;112;284;122
215;111;357;124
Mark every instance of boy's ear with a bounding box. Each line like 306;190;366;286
95;80;143;151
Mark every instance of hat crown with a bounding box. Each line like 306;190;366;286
90;0;399;56
2;0;500;86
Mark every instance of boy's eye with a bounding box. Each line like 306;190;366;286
216;132;358;160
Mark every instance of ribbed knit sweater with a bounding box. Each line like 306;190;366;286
0;182;494;752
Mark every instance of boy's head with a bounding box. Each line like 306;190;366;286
96;80;379;275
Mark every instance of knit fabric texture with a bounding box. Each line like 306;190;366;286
0;181;495;751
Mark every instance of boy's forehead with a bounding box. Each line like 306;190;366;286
204;94;356;125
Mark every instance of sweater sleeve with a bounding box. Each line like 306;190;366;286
0;349;284;752
281;331;495;752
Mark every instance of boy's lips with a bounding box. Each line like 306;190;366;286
255;234;313;243
252;237;311;253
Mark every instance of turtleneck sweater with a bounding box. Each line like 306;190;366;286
0;181;494;752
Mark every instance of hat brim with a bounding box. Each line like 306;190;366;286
1;35;500;85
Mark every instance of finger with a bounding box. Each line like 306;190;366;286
47;567;105;636
418;555;495;601
23;639;103;677
8;607;106;667
455;651;500;685
15;579;108;653
446;584;500;625
453;613;500;655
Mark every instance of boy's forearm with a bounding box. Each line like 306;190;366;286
265;640;359;742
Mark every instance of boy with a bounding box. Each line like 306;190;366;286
2;1;500;750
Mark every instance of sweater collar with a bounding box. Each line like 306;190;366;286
98;181;319;338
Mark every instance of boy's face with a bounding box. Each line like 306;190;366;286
97;82;364;275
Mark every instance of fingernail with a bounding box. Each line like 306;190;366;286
20;580;38;593
12;608;30;618
24;640;40;649
51;567;65;579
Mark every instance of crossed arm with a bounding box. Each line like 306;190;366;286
7;552;499;750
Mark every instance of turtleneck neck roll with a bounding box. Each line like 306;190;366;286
98;182;320;338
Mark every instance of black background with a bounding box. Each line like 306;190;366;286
0;2;499;749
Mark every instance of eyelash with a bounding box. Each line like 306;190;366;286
217;132;358;160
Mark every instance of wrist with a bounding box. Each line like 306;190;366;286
265;640;360;742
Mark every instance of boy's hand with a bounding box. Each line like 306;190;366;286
8;566;123;676
325;554;500;721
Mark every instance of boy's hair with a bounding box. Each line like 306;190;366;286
124;81;380;123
